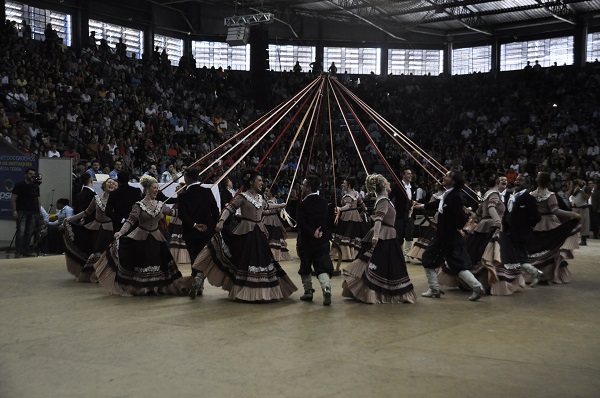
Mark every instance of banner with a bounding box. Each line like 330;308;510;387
0;155;39;220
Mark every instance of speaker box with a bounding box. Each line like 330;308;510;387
226;26;250;46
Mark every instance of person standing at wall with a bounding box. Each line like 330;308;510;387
11;168;40;258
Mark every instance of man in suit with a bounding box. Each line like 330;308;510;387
178;168;220;299
105;171;142;233
415;171;485;301
504;174;544;285
296;175;334;306
75;173;96;224
389;168;416;262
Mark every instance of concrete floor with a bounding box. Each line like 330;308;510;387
0;237;599;398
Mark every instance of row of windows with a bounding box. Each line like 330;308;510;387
6;1;600;75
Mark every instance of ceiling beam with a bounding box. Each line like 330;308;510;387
535;0;576;25
424;0;492;35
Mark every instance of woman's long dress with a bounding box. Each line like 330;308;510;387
262;197;292;261
342;197;417;304
526;189;580;284
94;200;191;296
192;192;297;301
331;192;371;261
63;194;114;282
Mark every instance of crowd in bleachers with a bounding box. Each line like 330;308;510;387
1;18;599;209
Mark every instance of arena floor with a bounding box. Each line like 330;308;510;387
1;236;599;398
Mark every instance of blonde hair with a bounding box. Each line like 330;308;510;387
139;174;158;194
365;174;387;195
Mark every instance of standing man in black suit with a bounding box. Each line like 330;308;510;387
296;175;334;306
105;171;142;233
75;173;97;224
504;174;544;285
178;168;220;299
389;168;416;263
414;171;485;301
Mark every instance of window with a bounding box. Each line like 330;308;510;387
388;49;443;76
154;35;184;66
452;46;491;75
191;41;250;71
6;1;71;45
89;19;144;59
500;36;573;71
587;32;600;63
324;47;380;75
268;45;315;72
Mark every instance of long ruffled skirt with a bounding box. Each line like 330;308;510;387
192;229;297;301
168;221;190;265
63;223;109;283
331;219;371;261
94;235;191;296
526;218;581;284
265;224;292;261
342;230;417;304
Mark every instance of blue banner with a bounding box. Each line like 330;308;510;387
0;155;39;220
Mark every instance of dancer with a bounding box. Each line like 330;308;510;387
94;175;190;296
178;168;220;299
502;174;544;290
167;183;190;267
342;174;417;304
407;182;445;262
193;169;297;302
389;168;416;263
414;171;485;301
458;174;507;292
262;183;292;261
105;171;142;233
460;174;543;295
528;172;581;284
63;178;117;282
331;176;370;264
296;175;334;305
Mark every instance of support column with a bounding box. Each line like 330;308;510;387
491;39;500;78
249;26;271;108
443;39;453;77
73;0;89;55
573;18;589;69
380;44;388;76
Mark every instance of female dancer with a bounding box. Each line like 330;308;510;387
94;175;190;296
331;177;370;264
342;174;417;304
168;183;191;265
262;183;292;261
63;178;117;282
528;172;581;284
448;175;542;295
193;169;297;301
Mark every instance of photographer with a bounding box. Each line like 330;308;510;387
10;168;40;258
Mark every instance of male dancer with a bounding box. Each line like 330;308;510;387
296;175;334;306
415;171;485;301
178;168;220;299
105;171;142;232
389;168;416;262
505;174;544;285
